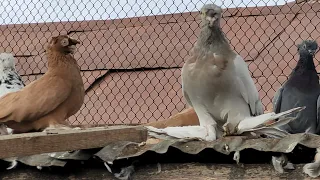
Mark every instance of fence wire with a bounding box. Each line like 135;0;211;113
0;0;317;125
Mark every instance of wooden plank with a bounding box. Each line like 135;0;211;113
0;126;147;159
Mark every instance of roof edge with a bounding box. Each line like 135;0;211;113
0;2;319;33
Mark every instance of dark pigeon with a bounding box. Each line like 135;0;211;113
273;40;320;134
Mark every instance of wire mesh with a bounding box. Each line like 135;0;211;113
0;0;317;126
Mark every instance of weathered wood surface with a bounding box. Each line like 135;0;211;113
0;126;147;159
0;163;314;180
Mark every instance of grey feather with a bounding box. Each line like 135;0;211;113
234;55;264;116
317;95;320;133
241;127;289;138
266;117;297;129
272;86;284;114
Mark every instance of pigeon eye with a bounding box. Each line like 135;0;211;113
207;10;216;17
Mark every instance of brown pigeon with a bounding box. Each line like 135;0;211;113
0;35;85;133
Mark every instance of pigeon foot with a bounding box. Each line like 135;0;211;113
146;125;217;142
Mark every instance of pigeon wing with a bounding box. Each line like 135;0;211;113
0;75;72;123
234;55;264;116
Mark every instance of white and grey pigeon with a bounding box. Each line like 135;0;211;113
0;52;25;170
146;3;304;141
0;53;25;96
273;40;320;134
0;52;25;135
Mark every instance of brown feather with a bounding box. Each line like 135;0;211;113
0;35;84;133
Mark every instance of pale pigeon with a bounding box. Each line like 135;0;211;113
146;3;304;141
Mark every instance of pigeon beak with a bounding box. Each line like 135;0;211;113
206;16;216;27
308;49;314;54
308;49;316;56
68;37;81;45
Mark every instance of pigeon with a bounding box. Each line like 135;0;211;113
0;53;25;135
0;53;25;170
273;40;320;134
0;53;25;97
272;40;320;175
0;35;85;133
146;3;304;141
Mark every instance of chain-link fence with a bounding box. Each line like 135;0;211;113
0;0;318;126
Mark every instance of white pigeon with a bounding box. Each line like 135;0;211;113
0;53;25;97
0;52;25;135
0;52;25;170
146;4;304;141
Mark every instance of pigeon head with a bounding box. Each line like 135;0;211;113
297;40;318;56
200;4;222;28
0;53;16;71
47;35;80;54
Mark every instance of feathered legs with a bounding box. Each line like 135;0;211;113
193;104;218;141
146;103;218;141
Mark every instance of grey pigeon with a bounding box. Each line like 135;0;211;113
146;3;304;141
273;40;320;134
271;40;320;176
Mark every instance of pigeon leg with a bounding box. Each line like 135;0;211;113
147;125;213;141
303;148;320;178
0;124;9;135
202;124;217;141
272;154;287;173
146;104;218;141
193;104;217;141
43;123;81;132
4;121;38;134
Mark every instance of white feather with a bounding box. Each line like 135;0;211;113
242;127;289;138
234;55;264;115
0;53;25;97
237;107;305;134
146;126;208;140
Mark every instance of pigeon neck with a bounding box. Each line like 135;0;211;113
46;49;78;69
197;25;232;54
294;51;316;72
288;50;319;87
